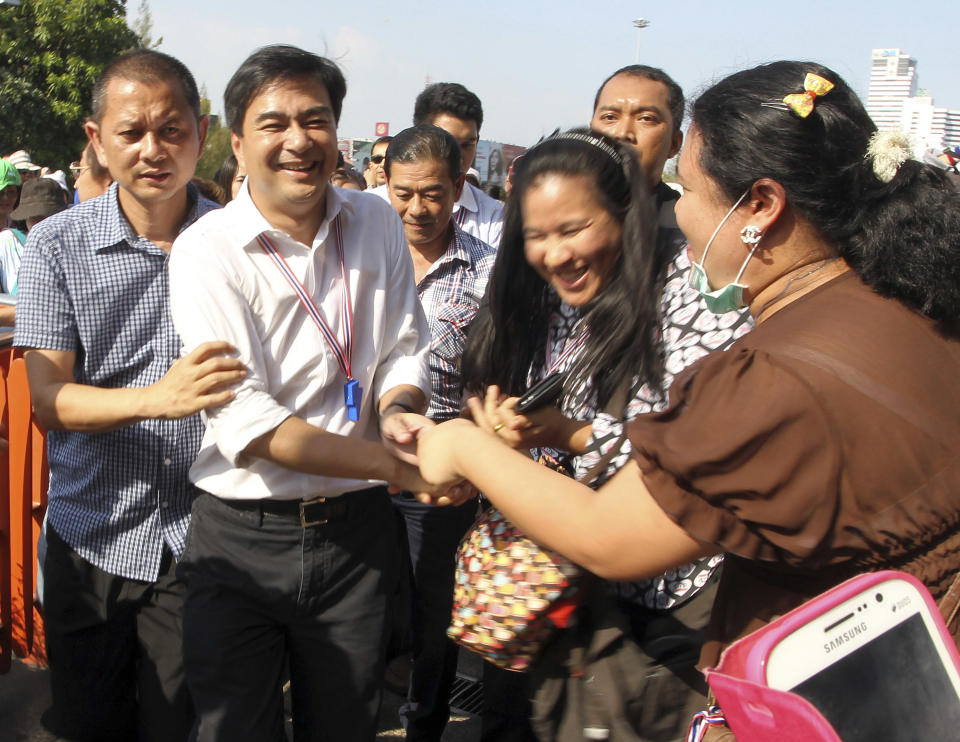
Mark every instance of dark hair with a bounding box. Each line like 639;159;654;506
489;147;504;176
225;45;346;133
373;135;393;149
413;83;483;131
214;153;238;201
191;176;226;205
82;141;110;184
462;128;662;409
484;183;506;201
385;125;462;182
692;60;960;333
330;167;366;190
91;49;201;123
594;65;684;134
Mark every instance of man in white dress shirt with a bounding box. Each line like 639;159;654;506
168;44;447;741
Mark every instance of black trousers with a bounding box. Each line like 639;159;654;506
41;523;194;742
393;494;479;741
178;488;399;742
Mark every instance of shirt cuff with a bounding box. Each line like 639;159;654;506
205;386;293;466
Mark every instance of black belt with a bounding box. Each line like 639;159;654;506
224;485;384;527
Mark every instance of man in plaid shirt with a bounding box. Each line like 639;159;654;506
385;124;495;740
14;50;244;741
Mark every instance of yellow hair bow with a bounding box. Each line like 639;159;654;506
782;73;835;118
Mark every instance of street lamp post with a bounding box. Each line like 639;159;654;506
633;18;650;63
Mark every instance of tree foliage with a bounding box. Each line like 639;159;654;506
0;0;139;170
130;0;161;49
196;121;232;181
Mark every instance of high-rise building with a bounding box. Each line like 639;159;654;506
866;49;918;131
866;48;960;155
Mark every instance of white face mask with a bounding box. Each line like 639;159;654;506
687;188;759;314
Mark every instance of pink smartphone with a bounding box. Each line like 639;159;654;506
734;571;960;740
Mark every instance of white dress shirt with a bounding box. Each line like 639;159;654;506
169;183;430;501
453;181;503;249
373;180;504;248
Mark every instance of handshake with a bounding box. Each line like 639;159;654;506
381;384;558;507
379;407;479;507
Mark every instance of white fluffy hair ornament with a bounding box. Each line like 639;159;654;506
866;130;913;184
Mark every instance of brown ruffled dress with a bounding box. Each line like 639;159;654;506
628;271;960;667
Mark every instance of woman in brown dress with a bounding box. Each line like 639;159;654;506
415;59;960;674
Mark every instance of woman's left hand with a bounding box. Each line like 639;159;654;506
467;385;569;449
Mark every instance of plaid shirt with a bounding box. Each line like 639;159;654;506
417;224;495;421
14;183;220;582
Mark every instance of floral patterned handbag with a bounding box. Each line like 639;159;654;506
447;422;627;671
446;502;585;671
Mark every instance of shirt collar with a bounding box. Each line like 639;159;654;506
229;180;354;250
93;181;204;253
454;180;479;215
416;223;474;286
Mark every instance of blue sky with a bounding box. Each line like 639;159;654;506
149;0;957;147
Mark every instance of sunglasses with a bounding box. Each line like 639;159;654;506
69;161;89;177
370;154;385;164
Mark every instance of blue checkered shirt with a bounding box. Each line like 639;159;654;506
14;183;220;582
418;224;495;421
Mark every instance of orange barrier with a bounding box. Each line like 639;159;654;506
0;343;48;673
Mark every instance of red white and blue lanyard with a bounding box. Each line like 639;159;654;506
256;215;363;420
686;706;725;741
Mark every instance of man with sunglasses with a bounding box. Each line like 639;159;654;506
69;143;113;202
364;135;392;189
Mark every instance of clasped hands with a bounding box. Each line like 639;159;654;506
381;385;566;506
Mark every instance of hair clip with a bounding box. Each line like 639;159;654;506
782;73;834;118
760;101;790;112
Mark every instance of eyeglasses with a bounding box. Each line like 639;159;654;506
370;154;385;164
69;161;89;177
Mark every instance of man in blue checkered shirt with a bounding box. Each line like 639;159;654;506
13;50;244;742
385;124;494;741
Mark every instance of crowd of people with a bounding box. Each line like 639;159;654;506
4;39;960;742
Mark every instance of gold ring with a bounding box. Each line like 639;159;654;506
493;423;504;432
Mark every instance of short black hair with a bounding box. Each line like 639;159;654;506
373;135;393;150
413;83;483;132
384;125;462;182
225;44;346;133
91;49;201;123
593;65;684;134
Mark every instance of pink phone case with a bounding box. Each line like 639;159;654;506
704;570;960;742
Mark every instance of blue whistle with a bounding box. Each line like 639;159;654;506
344;379;362;421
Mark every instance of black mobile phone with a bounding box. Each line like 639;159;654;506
514;372;564;414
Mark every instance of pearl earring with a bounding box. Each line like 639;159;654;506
740;225;763;245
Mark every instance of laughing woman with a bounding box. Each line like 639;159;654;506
460;127;747;741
